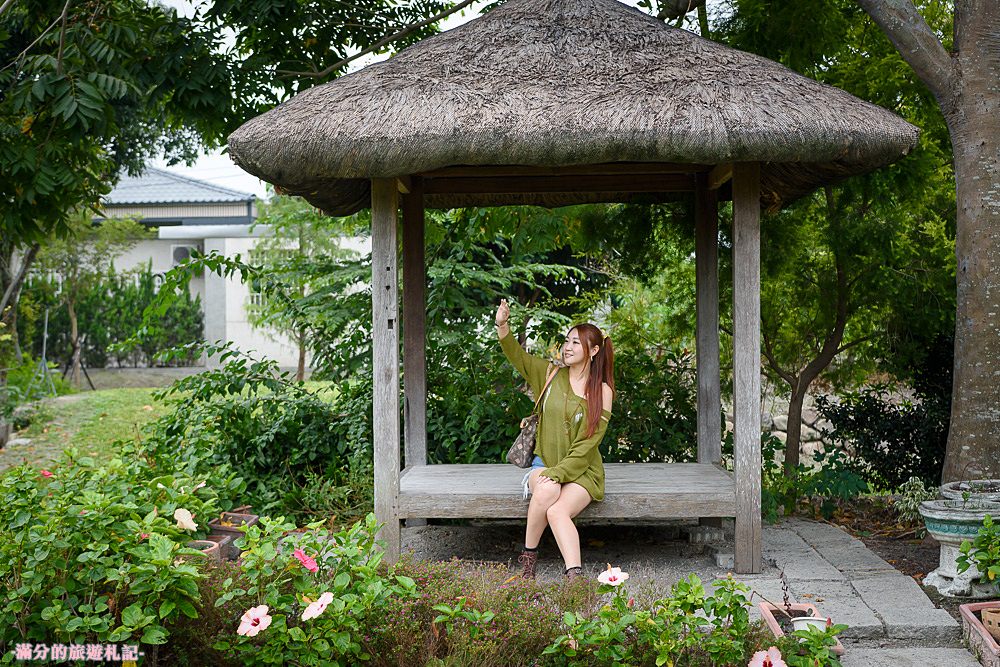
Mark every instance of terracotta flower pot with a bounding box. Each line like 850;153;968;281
207;511;260;560
184;540;221;564
960;601;1000;667
757;601;845;656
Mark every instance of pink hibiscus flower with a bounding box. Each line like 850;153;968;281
748;647;787;667
293;548;319;573
40;470;53;478
237;605;272;637
301;592;335;621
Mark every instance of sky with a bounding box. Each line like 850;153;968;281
154;0;695;200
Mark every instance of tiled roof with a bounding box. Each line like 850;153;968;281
103;167;255;205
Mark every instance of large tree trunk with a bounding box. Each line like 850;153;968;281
942;107;1000;481
857;0;1000;482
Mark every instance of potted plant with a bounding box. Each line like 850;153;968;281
958;514;1000;667
919;498;1000;598
757;601;846;657
208;507;260;560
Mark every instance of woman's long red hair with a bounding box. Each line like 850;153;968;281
570;323;615;438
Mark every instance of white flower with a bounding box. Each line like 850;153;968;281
173;508;197;531
597;564;629;586
237;605;272;637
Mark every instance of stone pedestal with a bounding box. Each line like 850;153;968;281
919;499;1000;598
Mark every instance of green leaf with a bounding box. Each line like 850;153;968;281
141;625;168;645
121;603;145;628
158;600;176;619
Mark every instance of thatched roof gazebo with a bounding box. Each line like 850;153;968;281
229;0;918;574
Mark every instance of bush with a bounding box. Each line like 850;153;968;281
142;344;367;521
816;385;947;490
761;434;868;522
0;443;235;655
18;262;203;370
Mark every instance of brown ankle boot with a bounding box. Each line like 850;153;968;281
564;566;584;581
518;550;539;579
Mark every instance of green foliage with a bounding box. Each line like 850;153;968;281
777;621;846;667
761;434;868;522
211;514;417;666
895;477;938;525
0;443;229;652
957;514;1000;593
142;342;365;521
0;0;229;244
543;574;771;666
20;262;203;369
815;387;947;490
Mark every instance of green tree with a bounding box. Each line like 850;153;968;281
248;194;363;381
33;212;151;386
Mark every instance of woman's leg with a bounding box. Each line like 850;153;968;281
525;469;561;548
545;482;592;570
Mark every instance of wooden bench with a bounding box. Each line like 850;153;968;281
399;463;736;519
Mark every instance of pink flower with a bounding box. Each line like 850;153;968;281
293;548;318;573
597;564;629;587
301;592;334;621
748;647;787;667
237;605;272;637
40;470;53;478
138;533;150;541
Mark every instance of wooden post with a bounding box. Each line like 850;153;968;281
402;176;427;528
695;174;721;465
732;162;762;574
372;178;401;562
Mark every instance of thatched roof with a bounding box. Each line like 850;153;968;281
228;0;919;215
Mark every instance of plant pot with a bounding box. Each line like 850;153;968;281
941;480;1000;504
959;601;1000;667
790;616;829;633
184;540;221;564
757;602;845;656
204;533;234;561
919;499;1000;598
207;512;260;560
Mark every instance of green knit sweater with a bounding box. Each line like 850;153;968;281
500;331;610;501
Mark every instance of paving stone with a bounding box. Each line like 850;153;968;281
787;518;858;546
851;575;960;642
839;647;980;666
787;520;898;577
787;581;884;639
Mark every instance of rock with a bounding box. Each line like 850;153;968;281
761;412;774;430
6;438;32;447
801;425;821;441
773;414;788;430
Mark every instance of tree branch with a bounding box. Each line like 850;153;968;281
762;329;797;387
855;0;955;103
275;0;480;79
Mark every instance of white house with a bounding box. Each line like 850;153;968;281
97;168;339;368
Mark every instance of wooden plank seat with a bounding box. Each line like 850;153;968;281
398;463;736;520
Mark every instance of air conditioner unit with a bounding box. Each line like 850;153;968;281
171;243;202;267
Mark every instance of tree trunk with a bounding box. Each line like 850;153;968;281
784;384;806;475
942;108;1000;481
68;298;81;388
855;0;1000;482
297;327;306;382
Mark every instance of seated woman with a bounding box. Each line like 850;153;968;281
494;299;615;580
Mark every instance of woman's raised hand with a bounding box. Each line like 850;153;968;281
495;298;510;327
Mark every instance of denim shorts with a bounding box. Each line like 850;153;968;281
521;456;546;500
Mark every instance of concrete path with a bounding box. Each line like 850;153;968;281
752;518;973;666
401;517;977;666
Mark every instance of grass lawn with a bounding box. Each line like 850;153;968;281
0;380;337;475
0;388;168;474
